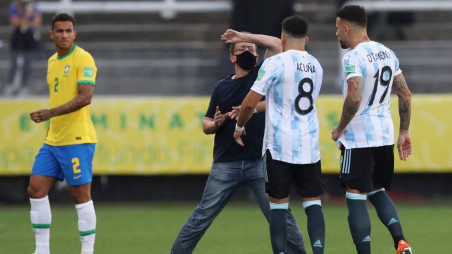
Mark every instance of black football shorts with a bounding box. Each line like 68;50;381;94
264;150;324;199
340;145;394;193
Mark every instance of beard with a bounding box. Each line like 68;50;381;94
339;40;349;49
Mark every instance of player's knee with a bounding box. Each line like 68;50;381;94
27;185;47;198
71;191;91;204
69;183;92;204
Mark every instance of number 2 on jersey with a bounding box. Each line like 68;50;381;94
368;66;392;106
54;78;59;92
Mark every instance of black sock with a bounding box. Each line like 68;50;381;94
355;243;371;254
368;190;405;249
304;204;325;254
346;196;371;254
270;208;287;254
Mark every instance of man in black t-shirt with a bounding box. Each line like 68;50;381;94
171;30;307;254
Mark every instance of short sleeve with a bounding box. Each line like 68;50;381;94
343;53;364;80
389;48;402;76
205;86;218;118
251;57;279;95
77;52;97;85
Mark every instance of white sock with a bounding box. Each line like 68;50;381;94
30;196;51;254
76;200;96;254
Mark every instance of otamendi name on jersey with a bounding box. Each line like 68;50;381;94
367;51;391;63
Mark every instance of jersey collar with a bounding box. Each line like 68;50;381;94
57;45;77;60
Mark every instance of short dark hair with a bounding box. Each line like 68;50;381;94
281;15;308;38
337;5;367;27
51;13;75;29
228;31;258;54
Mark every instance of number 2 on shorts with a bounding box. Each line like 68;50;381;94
72;157;81;174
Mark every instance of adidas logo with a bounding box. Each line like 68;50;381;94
388;218;399;226
313;240;323;248
363;235;371;242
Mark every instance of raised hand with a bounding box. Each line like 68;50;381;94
220;29;244;44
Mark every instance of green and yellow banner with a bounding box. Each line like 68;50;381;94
0;95;451;175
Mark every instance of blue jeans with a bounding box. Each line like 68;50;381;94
171;159;306;254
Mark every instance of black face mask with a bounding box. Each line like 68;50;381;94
235;51;257;70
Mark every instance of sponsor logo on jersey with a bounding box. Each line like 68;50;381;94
73;175;82;180
345;65;355;75
257;69;265;81
84;67;94;78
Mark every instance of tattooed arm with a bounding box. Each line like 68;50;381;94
393;74;411;131
30;83;94;123
331;76;364;141
392;73;412;160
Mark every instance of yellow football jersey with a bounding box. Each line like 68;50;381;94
45;45;97;146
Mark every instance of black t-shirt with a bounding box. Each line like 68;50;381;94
205;63;265;163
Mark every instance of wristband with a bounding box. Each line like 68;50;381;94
235;124;244;132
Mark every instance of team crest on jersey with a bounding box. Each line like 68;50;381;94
257;69;265;81
84;67;94;78
64;65;70;74
345;65;355;75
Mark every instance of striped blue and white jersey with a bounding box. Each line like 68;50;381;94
251;50;323;164
338;41;402;149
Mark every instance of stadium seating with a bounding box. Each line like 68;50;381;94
0;0;451;95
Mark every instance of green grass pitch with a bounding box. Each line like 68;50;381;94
0;201;450;253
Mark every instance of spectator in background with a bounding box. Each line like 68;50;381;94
3;0;42;96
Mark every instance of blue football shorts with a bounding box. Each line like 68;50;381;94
31;143;96;186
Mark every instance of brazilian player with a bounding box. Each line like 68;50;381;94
28;13;97;254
